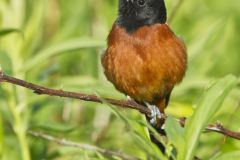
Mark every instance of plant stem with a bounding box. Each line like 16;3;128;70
7;87;30;160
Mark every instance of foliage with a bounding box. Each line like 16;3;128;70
0;0;240;160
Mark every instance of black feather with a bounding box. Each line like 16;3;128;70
117;0;167;33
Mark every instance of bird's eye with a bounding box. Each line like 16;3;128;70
137;0;146;6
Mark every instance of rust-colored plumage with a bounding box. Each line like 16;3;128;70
102;0;187;153
102;23;187;113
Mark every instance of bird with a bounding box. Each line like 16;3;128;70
101;0;187;153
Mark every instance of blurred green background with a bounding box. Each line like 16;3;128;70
0;0;239;160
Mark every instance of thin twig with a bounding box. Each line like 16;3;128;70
179;118;240;140
206;123;240;140
168;0;185;24
28;130;141;160
0;71;151;116
1;71;240;140
209;101;240;157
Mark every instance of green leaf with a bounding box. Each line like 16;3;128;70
188;19;223;60
166;103;194;118
131;130;167;160
32;122;77;133
0;112;3;158
0;28;23;38
0;51;13;74
165;116;185;156
212;151;240;160
181;75;238;160
133;119;168;159
23;38;105;71
20;0;45;59
57;76;97;86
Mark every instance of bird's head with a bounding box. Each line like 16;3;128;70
117;0;167;32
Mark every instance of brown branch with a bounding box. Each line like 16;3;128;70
28;130;141;160
179;118;240;140
1;71;240;140
0;71;151;116
206;123;240;140
168;0;185;24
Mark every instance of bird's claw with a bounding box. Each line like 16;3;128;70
145;102;162;126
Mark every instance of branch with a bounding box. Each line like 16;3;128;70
28;130;141;160
1;71;240;140
0;71;151;116
206;123;240;140
179;118;240;140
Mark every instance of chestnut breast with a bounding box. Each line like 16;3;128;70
102;23;187;102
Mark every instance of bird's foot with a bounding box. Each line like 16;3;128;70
144;102;162;126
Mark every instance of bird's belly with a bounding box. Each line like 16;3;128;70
102;24;187;103
103;50;179;102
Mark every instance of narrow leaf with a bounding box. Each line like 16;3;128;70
182;75;238;160
212;151;240;160
165;116;185;155
0;28;23;37
23;38;105;71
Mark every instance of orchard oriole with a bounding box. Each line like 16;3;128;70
102;0;187;152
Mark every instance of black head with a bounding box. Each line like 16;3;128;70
117;0;167;33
